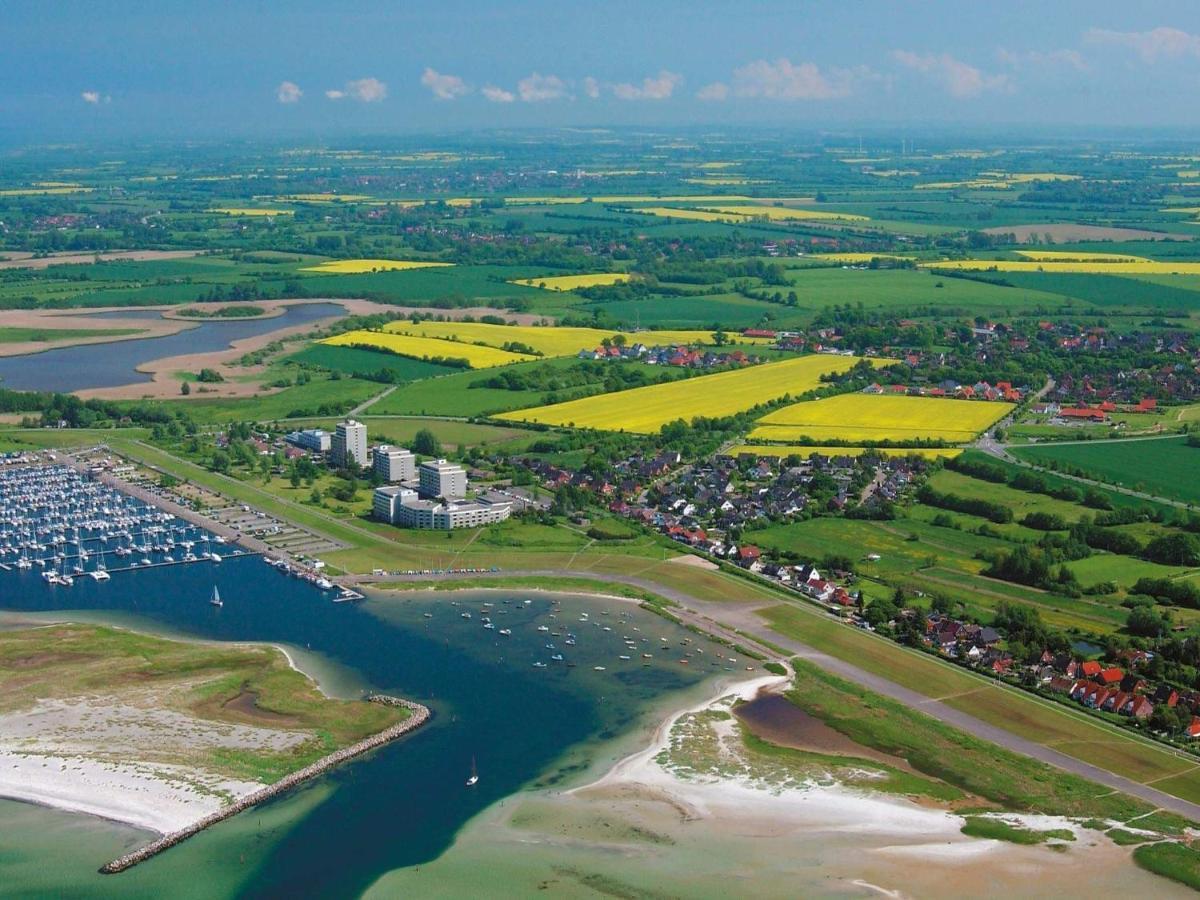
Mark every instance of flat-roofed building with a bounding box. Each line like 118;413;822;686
372;486;418;523
373;485;510;529
286;428;330;453
373;445;416;483
419;458;466;500
331;419;368;469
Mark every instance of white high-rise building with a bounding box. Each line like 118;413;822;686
418;458;467;500
331;419;368;469
373;445;416;483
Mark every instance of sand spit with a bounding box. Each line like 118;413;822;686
368;673;1192;897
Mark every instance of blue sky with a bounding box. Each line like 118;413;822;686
7;0;1200;140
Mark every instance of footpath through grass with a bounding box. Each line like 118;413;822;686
785;658;1186;827
761;603;1200;800
1012;437;1200;506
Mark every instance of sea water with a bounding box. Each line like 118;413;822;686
0;556;724;898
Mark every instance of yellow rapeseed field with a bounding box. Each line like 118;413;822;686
300;259;454;274
725;445;962;460
276;193;372;203
812;253;916;262
0;186;93;196
703;205;870;222
916;173;1079;190
749;394;1012;444
395;195;762;207
510;273;630;291
382;322;773;357
632;207;753;223
921;259;1200;274
323;331;534;368
207;207;294;217
502;355;868;433
1014;250;1149;262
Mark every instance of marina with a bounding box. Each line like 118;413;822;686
0;462;248;582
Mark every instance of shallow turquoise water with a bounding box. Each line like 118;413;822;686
0;556;721;897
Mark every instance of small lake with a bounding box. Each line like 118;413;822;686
0;302;343;393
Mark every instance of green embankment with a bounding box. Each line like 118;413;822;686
0;623;404;784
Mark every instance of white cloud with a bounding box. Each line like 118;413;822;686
482;85;515;103
613;70;682;100
583;76;600;99
1084;26;1200;63
892;50;1010;97
276;81;303;104
696;82;730;101
997;47;1088;72
346;77;387;102
727;58;863;100
518;72;567;102
81;90;101;104
325;77;387;102
420;67;470;100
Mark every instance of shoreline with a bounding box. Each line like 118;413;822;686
0;616;424;847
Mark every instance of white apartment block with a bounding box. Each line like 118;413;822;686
331;419;368;469
418;458;467;499
373;445;416;483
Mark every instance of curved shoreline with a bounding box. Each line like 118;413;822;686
99;696;431;874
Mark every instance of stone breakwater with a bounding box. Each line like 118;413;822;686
99;697;431;874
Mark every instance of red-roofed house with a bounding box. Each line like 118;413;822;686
1059;407;1107;421
1080;660;1102;678
1128;696;1154;719
1099;667;1124;685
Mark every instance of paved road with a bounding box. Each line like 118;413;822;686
357;566;1200;821
976;436;1192;509
348;384;398;416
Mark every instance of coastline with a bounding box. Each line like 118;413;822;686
0;617;424;845
367;666;1191;899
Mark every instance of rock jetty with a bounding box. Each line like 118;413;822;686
100;697;430;874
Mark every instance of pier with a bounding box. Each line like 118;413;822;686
99;697;431;874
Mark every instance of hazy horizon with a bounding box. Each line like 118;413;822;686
8;1;1200;142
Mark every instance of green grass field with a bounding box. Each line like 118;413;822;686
0;326;142;343
0;623;403;784
1000;271;1200;310
782;266;1068;316
763;605;1200;807
288;344;457;380
1012;437;1200;506
170;376;381;425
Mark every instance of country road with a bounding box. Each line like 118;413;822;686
356;566;1200;822
977;434;1193;509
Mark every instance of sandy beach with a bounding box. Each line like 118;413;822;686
367;671;1192;898
0;695;299;834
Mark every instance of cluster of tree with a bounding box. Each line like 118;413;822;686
469;359;674;396
1131;577;1200;609
916;484;1012;523
947;455;1115;510
982;544;1081;593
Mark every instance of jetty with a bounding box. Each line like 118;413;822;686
99;697;431;874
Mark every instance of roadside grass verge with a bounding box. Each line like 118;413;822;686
784;658;1179;825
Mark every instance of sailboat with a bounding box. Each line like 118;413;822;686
209;585;223;608
466;756;479;787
